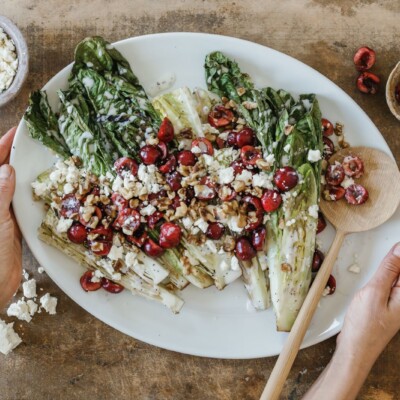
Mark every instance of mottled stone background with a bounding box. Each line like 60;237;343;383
0;1;399;399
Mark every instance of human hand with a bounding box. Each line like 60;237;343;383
304;242;400;400
0;127;21;309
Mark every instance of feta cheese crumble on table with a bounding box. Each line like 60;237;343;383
0;27;18;93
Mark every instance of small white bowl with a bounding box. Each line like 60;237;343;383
0;16;29;108
386;61;400;121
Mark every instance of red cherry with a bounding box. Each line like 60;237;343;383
321;118;334;136
236;127;255;147
101;278;124;294
235;237;256;261
261;189;282;212
191;138;214;156
181;186;195;206
80;271;102;292
147;211;164;229
159;222;182;249
157;141;168;160
177;150;197;166
274;167;299;192
312;249;325;272
356;72;380;94
67;223;87;244
345;184;369;205
158;154;176;174
195;176;216;200
241;195;263;216
240;145;261;166
230;159;246;174
325;275;336;295
226;131;238;147
90;226;113;242
114;157;139;177
208;105;235;128
60;194;81;218
113;208;141;234
206;222;225;240
126;227;148;248
317;212;327;234
157;117;174;143
353;46;376;71
252;227;266;251
325;164;345;186
323;136;335;160
143;238;164;257
342;155;364;178
111;193;128;210
91;241;112;256
216;137;225;149
166;171;182;191
325;185;346;201
139;145;162;165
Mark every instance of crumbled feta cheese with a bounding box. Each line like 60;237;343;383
0;319;21;355
22;269;29;280
228;216;244;233
322;287;331;297
82;76;94;89
341;176;355;189
63;183;74;194
27;300;38;316
308;205;319;219
31;181;49;197
220;260;229;272
284;144;291;153
182;217;193;230
56;217;73;233
125;252;138;268
194;185;214;199
39;294;58;315
0;28;18;93
194;218;209;233
140;204;157;216
231;256;240;271
191;145;202;154
307;149;322;163
107;245;124;261
252;172;273;189
38;267;44;274
286;218;296;227
111;273;122;281
7;300;32;322
218;167;235;184
202;154;214;166
265;153;275;165
348;263;361;274
236;169;253;184
22;279;37;299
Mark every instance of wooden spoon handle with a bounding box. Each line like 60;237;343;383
260;230;346;400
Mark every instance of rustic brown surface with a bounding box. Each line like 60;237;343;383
0;1;399;399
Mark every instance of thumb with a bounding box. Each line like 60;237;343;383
0;165;15;223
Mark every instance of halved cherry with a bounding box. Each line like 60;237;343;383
79;206;102;227
111;193;128;210
148;190;167;205
353;46;376;71
180;186;195;206
325;164;345;186
139;145;162;165
171;195;181;210
90;226;113;242
126;226;148;247
241;196;264;216
208;105;235;128
114;157;139;177
345;184;369;205
235;237;256;261
252;227;266;251
342;155;364;178
206;222;225;240
323;136;335;160
321;118;334;136
261;189;282;212
157;141;168;160
241;145;261;166
191;138;214;156
177;150;197;166
101;278;125;294
317;212;327;234
166;171;182;191
195;176;217;200
226;131;238;147
113;208;141;234
325;275;336;295
143;238;164;257
159;222;182;249
356;72;380;94
157;117;174;143
216;137;225;149
67;223;88;244
312;249;325;272
236;127;255;147
274;166;298;192
158;154;176;174
80;271;102;292
91;240;112;256
147;211;164;229
324;185;346;201
230;159;246;174
60;194;81;218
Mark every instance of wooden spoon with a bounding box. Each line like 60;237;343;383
261;147;400;400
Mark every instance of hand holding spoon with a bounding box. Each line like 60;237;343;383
261;147;400;400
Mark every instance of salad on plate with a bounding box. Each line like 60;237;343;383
24;36;349;332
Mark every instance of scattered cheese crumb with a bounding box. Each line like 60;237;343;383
0;319;22;355
307;149;322;163
231;256;240;271
39;294;58;315
308;205;319;219
22;279;37;299
38;267;44;274
7;300;32;323
107;245;124;261
348;263;361;274
56;217;73;233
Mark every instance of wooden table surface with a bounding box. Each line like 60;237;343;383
1;1;399;399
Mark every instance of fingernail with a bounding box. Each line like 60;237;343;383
394;243;400;258
0;165;12;179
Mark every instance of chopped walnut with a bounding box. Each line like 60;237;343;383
256;158;272;171
129;199;140;209
171;202;188;220
231;180;246;193
281;263;292;272
90;241;104;252
334;122;343;136
284;125;294;136
242;101;257;110
237;87;246;96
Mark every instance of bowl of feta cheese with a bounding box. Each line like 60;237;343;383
0;16;28;108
